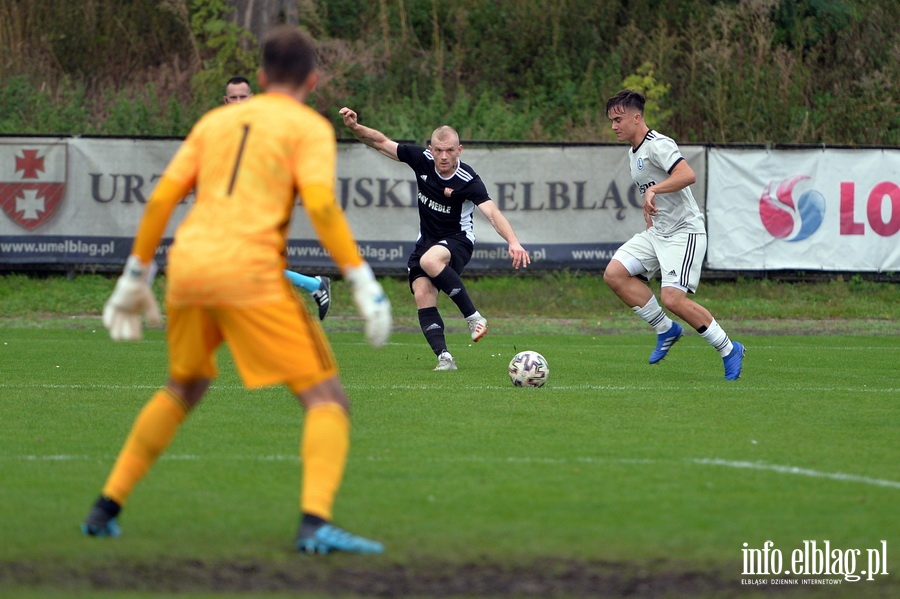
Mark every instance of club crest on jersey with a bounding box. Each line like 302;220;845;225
0;143;67;230
637;157;645;170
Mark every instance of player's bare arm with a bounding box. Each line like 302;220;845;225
339;107;399;160
650;159;697;196
478;200;531;269
643;160;697;221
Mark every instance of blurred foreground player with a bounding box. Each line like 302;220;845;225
82;26;392;554
224;75;332;320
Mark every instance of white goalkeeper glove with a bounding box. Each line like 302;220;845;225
345;263;391;348
102;255;161;341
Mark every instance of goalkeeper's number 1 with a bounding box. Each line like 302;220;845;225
228;124;250;195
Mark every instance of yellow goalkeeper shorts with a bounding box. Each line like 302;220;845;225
166;295;338;391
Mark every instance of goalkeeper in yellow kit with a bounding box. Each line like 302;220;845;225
81;26;392;554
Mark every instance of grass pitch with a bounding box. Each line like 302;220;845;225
0;324;897;597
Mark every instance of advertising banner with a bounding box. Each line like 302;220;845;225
707;148;900;272
0;136;707;271
0;137;187;265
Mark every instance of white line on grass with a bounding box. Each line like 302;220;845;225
1;383;164;390
6;453;898;489
691;458;900;489
328;341;900;351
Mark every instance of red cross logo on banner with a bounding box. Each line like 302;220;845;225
0;143;67;230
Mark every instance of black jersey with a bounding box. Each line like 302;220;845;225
397;144;490;245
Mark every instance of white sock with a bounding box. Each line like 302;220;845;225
632;296;673;335
700;318;733;357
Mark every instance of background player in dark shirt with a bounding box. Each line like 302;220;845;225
340;107;529;370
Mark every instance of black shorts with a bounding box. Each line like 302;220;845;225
407;233;474;293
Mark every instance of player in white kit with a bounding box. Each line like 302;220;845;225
603;90;744;380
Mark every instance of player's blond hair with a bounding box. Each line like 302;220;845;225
430;125;460;147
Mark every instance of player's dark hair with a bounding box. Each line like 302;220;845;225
262;26;317;85
606;89;645;115
225;76;251;91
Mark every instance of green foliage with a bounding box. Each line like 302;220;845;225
0;75;90;135
102;84;166;136
0;74;209;136
620;62;672;131
187;0;260;110
0;0;192;82
0;0;897;144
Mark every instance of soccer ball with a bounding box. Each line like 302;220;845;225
508;350;549;387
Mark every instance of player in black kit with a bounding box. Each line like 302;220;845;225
340;107;530;370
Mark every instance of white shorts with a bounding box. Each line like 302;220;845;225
612;229;707;293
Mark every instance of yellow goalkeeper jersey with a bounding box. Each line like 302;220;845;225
157;93;357;306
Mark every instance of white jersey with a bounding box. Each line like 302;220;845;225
629;130;705;236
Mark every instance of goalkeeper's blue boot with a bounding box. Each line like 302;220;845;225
649;321;683;364
81;496;122;538
723;341;745;381
296;521;384;555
